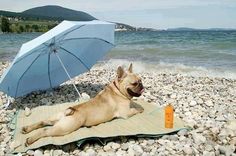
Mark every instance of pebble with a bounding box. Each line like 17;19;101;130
225;120;236;131
86;148;96;156
189;100;197;106
40;98;48;104
177;129;188;136
128;148;135;156
34;149;44;156
0;64;236;155
103;144;112;152
53;149;63;156
27;150;35;155
183;145;193;155
133;144;143;154
121;143;129;151
192;133;206;144
111;142;121;150
24;107;31;116
147;139;155;145
205;100;213;107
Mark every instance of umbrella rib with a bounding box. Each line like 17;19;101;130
57;25;86;41
61;37;115;46
13;45;47;65
48;50;52;89
59;46;90;71
15;53;42;97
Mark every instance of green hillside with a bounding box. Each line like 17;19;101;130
0;5;136;33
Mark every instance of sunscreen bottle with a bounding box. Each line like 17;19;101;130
165;104;174;128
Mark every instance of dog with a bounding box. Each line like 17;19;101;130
21;63;145;146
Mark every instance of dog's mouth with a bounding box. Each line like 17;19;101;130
127;88;144;97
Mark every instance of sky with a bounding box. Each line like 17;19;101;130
0;0;236;29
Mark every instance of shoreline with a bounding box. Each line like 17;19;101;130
0;62;236;155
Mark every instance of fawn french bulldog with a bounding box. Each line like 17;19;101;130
22;63;144;146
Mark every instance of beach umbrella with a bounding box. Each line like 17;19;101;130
0;20;115;98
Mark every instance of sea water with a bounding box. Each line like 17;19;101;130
0;31;236;78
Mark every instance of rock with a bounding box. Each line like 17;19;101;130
215;115;225;121
185;111;192;116
192;133;206;144
79;151;88;156
44;150;50;154
53;149;63;156
183;145;193;155
0;98;3;105
34;150;44;156
27;150;35;156
170;93;177;99
24;107;31;116
205;100;213;107
147;139;155;145
177;129;188;136
103;144;112;152
230;137;236;145
10;140;21;151
169;135;178;141
81;93;90;100
205;144;214;152
189;100;197;106
4;136;11;143
225;120;236;131
128;148;135;156
121;143;129;151
210;127;220;134
0;151;5;156
44;153;50;156
197;98;204;104
133;144;143;155
218;145;235;156
111;142;120;150
41;98;48;105
219;128;234;137
203;151;214;156
86;149;96;156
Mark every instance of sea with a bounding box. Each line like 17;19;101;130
0;31;236;79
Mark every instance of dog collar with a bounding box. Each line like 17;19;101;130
113;81;131;100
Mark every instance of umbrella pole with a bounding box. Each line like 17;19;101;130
54;52;82;98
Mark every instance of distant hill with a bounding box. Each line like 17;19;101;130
21;5;96;21
0;5;138;31
0;5;96;21
167;27;236;31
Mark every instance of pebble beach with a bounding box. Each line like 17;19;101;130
0;61;236;156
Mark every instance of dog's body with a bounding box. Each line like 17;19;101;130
22;64;144;146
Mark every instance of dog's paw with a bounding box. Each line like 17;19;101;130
137;107;144;113
21;126;29;134
25;137;33;147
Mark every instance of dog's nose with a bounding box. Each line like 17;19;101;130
139;82;144;89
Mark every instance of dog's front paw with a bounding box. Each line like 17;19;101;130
21;126;30;134
137;107;144;113
25;137;33;147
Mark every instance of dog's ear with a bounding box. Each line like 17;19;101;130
117;66;126;80
128;63;133;73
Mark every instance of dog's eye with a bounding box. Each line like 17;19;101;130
132;82;138;86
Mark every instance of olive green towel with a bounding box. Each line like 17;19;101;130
13;100;185;152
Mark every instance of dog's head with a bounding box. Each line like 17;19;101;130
115;63;144;99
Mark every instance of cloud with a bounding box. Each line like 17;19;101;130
1;0;236;12
0;0;235;28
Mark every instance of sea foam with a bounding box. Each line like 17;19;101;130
96;59;236;80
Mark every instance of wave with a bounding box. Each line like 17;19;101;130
96;59;236;79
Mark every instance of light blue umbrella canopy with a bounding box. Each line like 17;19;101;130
0;20;115;98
